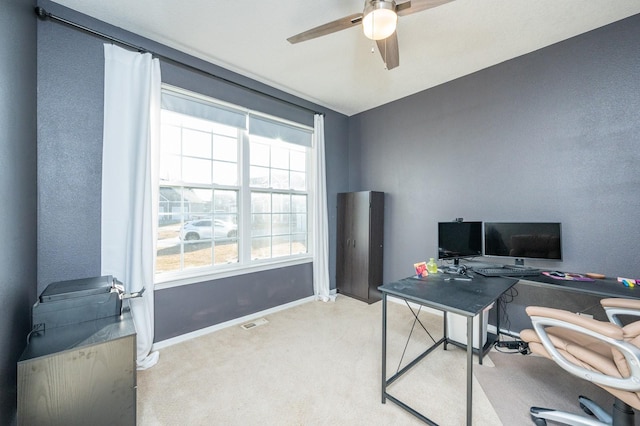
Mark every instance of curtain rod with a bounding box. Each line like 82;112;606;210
34;6;323;117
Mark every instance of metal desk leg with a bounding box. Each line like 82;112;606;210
381;293;387;404
443;311;448;350
467;315;473;426
478;309;484;366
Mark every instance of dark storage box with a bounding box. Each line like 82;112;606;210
32;276;123;329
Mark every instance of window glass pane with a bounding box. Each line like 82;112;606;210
182;128;211;158
214;242;238;265
251;193;271;213
181;218;213;241
160;187;183;215
212;161;238;186
271;169;289;189
273;213;290;236
271;146;289;169
272;193;290;213
250;166;269;188
250;142;270;167
272;235;291;257
184;241;212;269
292;213;307;233
160;154;181;182
185;188;212;219
213;218;238;241
292;234;307;254
251;237;271;259
161;124;181;154
214;190;238;214
213;135;238;162
182;157;211;184
291;195;306;213
290;172;306;191
290;151;305;172
251;213;271;237
156;213;182;274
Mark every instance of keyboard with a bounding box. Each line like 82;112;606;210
473;267;540;277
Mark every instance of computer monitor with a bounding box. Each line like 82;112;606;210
484;222;562;265
437;221;483;265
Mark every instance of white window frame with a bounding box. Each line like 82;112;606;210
155;85;315;290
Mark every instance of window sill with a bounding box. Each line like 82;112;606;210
154;255;314;290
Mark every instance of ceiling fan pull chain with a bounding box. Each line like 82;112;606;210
383;38;388;69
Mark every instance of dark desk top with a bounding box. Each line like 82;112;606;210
517;274;640;299
379;274;518;317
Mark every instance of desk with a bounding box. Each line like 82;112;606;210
489;273;640;336
379;274;517;425
518;273;640;299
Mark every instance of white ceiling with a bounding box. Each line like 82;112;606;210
52;0;640;116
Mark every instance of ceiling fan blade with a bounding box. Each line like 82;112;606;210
376;31;399;70
395;1;413;12
397;0;453;16
287;13;363;44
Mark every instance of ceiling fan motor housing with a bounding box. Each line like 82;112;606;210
362;0;398;40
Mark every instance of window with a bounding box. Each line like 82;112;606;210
156;86;313;283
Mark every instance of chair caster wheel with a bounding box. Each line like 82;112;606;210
530;414;547;426
580;401;594;416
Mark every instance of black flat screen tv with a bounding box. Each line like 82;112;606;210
438;221;483;264
484;222;562;262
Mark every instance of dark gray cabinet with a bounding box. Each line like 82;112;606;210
336;191;384;304
17;307;137;425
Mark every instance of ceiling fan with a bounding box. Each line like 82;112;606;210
287;0;453;70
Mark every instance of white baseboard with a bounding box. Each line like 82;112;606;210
152;294;317;351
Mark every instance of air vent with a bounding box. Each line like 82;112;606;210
240;318;269;330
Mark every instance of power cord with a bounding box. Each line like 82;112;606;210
493;339;530;355
493;288;529;354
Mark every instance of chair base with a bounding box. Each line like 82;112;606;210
530;396;635;426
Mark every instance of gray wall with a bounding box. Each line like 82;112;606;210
350;14;640;331
36;0;349;343
350;14;640;283
0;0;37;422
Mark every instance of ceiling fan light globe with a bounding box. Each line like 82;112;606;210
362;1;397;40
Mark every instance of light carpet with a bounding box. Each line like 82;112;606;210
138;295;502;425
475;349;640;425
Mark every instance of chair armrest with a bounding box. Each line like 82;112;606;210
526;306;623;340
528;308;640;392
601;298;640;326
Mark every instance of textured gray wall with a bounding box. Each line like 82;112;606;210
350;14;640;284
156;263;313;340
0;0;37;422
36;0;348;342
350;14;640;332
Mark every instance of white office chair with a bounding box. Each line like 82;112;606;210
520;298;640;426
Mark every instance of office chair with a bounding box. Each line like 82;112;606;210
520;298;640;426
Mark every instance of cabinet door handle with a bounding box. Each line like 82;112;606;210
353;239;356;248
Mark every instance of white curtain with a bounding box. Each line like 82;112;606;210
101;44;160;369
312;114;335;302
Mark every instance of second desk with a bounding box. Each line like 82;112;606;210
379;273;517;425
